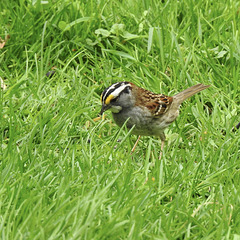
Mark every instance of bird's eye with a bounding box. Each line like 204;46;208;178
111;97;118;103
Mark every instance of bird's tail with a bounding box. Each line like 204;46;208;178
174;84;210;104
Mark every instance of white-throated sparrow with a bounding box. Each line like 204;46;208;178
100;82;210;158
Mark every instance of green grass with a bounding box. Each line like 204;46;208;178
1;0;240;239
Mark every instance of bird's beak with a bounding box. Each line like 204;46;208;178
100;104;110;115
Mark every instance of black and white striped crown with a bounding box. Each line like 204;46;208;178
101;82;131;105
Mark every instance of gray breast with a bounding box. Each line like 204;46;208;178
112;107;162;136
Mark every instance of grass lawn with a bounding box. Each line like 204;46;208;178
1;0;240;239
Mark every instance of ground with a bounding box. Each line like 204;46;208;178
0;0;240;239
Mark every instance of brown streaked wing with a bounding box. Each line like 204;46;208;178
146;94;173;116
132;84;173;117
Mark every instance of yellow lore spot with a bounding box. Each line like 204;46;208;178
105;94;114;105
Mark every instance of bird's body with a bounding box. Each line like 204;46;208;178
112;103;173;140
100;82;210;157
